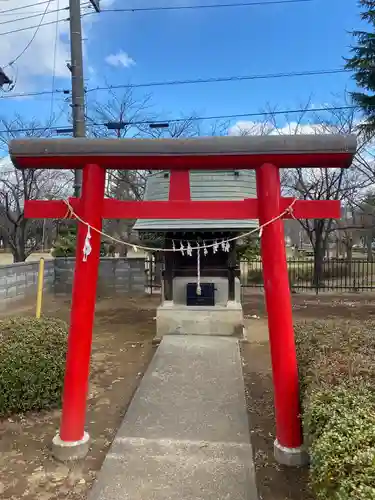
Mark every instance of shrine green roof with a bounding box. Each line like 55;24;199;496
133;170;258;231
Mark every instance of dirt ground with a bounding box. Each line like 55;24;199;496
0;293;159;500
242;341;312;500
1;290;375;499
241;290;375;500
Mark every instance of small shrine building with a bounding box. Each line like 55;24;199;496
134;169;258;337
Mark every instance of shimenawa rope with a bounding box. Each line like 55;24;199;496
63;198;297;293
63;198;297;254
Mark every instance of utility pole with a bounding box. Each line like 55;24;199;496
69;0;86;197
68;1;100;196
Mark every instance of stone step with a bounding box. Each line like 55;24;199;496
89;335;258;500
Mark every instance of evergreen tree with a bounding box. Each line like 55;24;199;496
52;224;107;257
345;0;375;136
52;224;77;257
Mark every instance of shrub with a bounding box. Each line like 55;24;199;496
0;317;68;417
295;320;375;500
304;386;375;500
247;269;263;284
237;239;260;261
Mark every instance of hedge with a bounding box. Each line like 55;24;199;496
0;317;68;417
295;320;375;500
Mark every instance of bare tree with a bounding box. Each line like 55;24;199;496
0;167;72;262
0;117;72;262
87;87;153;139
0;114;58;153
233;98;374;284
354;192;375;260
86;90;212;253
84;88;151;253
86;88;155;199
279;105;372;285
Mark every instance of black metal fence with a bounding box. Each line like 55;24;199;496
145;256;375;295
240;258;375;292
145;254;162;294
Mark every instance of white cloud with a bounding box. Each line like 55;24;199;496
0;0;116;94
229;120;326;136
0;155;12;171
105;50;135;68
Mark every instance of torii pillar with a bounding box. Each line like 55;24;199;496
9;134;356;465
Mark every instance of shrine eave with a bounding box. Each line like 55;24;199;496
9;134;357;171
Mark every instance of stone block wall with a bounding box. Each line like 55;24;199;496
54;257;146;295
0;258;147;310
0;260;54;310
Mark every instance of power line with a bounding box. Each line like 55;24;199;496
0;2;93;25
0;0;57;14
100;0;313;13
0;104;362;134
2;0;54;69
0;0;310;16
0;5;68;26
94;104;360;125
0;17;66;39
87;68;349;93
0;10;59;16
0;68;350;100
0;0;312;18
0;0;314;36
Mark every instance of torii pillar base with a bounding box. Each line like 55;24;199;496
52;432;90;462
274;440;309;467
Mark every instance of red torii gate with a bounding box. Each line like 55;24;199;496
9;134;356;465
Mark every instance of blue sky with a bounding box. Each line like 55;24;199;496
0;0;364;138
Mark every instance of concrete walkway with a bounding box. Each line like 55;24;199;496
89;335;258;500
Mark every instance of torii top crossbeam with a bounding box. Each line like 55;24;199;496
10;134;356;170
9;134;357;221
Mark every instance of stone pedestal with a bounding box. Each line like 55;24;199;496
157;275;244;338
156;301;243;337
